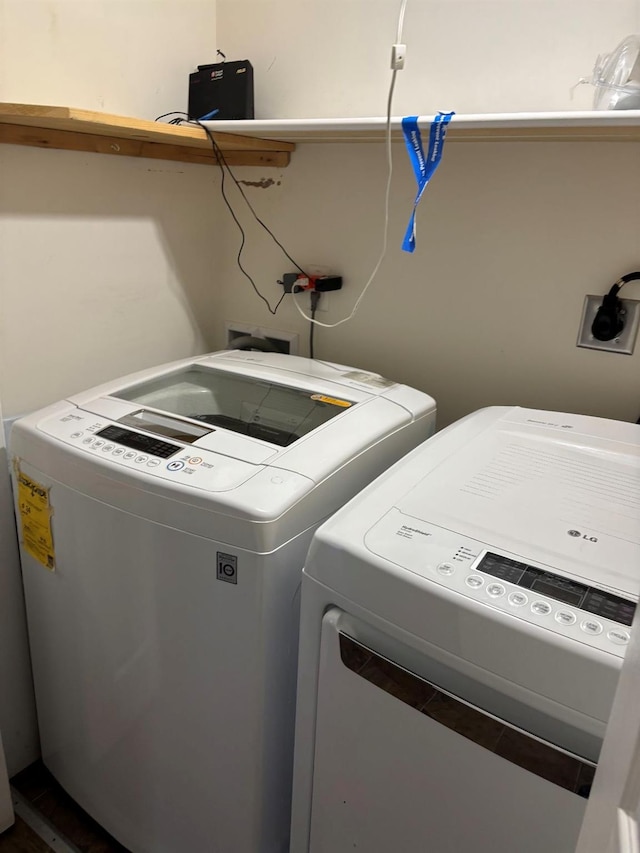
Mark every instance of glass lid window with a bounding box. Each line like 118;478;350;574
115;367;355;447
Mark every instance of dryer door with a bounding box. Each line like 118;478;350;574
308;609;590;853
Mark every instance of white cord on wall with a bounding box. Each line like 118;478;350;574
293;0;408;329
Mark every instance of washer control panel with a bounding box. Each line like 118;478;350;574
95;425;180;459
39;411;258;491
364;509;635;658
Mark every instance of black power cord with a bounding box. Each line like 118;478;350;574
591;271;640;341
309;291;322;358
589;271;640;425
196;120;308;316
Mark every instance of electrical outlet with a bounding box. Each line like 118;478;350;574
576;295;640;354
225;322;299;355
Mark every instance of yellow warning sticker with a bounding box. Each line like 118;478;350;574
310;394;352;408
15;464;55;571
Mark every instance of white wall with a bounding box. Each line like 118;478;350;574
0;0;220;775
217;0;640;117
212;0;640;428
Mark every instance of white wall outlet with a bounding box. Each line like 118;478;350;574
576;296;640;355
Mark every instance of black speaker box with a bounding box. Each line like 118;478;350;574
188;60;254;120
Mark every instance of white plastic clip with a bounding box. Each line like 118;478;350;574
391;43;406;70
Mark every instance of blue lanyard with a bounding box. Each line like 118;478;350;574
401;112;454;253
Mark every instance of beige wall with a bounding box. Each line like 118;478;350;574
208;139;640;427
0;146;220;417
0;0;216;120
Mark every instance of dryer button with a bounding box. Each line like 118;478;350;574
486;583;505;598
555;610;577;626
437;562;455;576
531;601;552;616
508;592;528;608
607;629;630;646
465;575;484;589
580;619;603;636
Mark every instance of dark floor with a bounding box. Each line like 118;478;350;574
0;762;128;853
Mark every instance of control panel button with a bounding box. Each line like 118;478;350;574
581;619;603;636
167;460;185;472
135;455;148;464
102;444;114;452
82;438;94;445
531;601;552;616
123;451;136;460
437;562;455;576
465;575;484;589
112;448;124;456
607;629;630;646
71;431;83;439
93;440;105;448
508;592;528;608
486;583;505;598
555;610;577;626
189;456;203;465
147;459;161;468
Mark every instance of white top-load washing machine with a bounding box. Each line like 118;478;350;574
290;406;640;853
10;351;435;853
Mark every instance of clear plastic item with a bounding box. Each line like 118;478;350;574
578;35;640;110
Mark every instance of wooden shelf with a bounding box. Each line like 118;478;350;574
204;110;640;143
0;103;295;167
2;105;639;172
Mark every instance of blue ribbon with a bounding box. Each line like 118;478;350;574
401;112;454;253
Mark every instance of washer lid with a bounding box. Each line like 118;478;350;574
66;352;435;478
394;408;640;595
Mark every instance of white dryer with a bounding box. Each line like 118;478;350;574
290;406;640;853
10;351;436;853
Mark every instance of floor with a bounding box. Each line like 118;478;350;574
0;763;128;853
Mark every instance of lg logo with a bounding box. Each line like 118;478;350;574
217;552;238;584
568;529;598;543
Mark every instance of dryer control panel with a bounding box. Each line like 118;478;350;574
364;508;635;658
